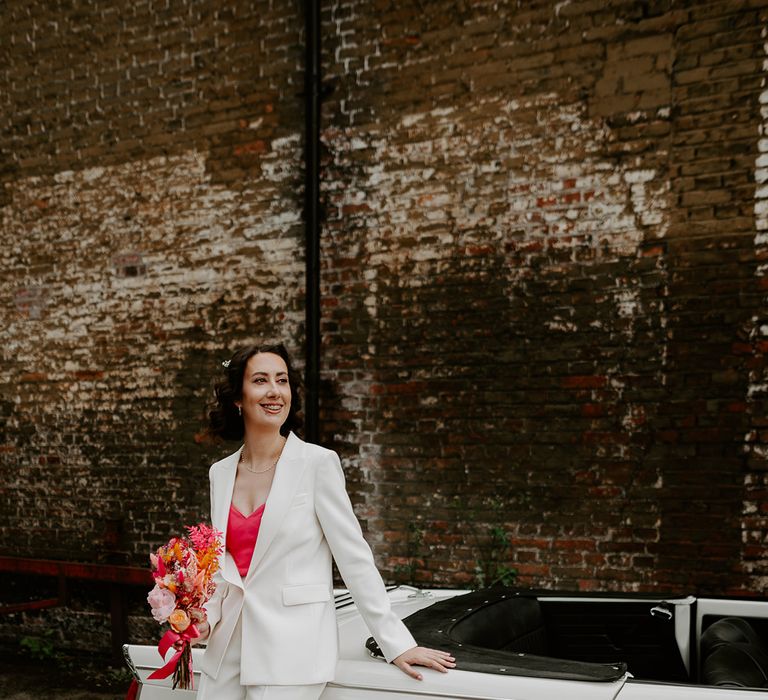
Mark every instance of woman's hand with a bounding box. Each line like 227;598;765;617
193;621;210;644
392;646;456;680
174;621;210;649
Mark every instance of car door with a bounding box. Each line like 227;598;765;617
615;680;768;699
324;662;628;700
577;596;768;698
537;594;695;682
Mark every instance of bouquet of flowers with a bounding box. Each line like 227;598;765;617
145;523;223;690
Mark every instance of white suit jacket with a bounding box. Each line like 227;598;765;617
199;431;416;685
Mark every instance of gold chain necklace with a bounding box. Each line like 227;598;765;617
239;443;282;474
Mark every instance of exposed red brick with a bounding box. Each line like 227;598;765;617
73;370;104;381
341;203;371;215
19;373;47;382
233;140;268;156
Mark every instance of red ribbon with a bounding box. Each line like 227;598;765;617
147;624;200;681
125;679;139;700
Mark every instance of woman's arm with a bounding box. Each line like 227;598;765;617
314;450;454;677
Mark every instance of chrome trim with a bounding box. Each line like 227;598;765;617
650;604;673;621
540;596;695;604
406;589;433;599
122;644;142;683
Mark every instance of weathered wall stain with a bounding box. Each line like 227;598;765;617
743;15;768;588
0;150;305;567
322;90;671;590
1;0;308;653
320;0;765;593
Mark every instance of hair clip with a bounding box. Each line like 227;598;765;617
221;359;231;368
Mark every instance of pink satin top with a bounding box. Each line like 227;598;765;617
226;502;265;577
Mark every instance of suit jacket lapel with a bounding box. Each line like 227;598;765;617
244;431;306;583
213;448;243;589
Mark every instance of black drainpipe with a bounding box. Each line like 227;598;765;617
304;0;321;443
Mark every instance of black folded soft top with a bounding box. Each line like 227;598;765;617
366;587;627;683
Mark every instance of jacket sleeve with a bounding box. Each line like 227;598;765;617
314;449;416;663
203;466;226;632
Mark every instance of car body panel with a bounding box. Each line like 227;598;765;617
331;587;626;700
123;643;200;698
618;681;768;699
125;587;768;699
326;661;626;700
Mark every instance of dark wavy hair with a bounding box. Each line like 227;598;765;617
206;343;303;441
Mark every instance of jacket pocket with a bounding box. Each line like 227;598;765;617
282;583;331;606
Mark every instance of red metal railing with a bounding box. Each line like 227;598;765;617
0;556;152;663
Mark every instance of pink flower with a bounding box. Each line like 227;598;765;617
147;584;176;623
187;523;223;554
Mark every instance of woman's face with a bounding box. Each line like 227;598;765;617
238;352;291;431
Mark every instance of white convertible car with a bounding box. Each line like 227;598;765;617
125;586;768;699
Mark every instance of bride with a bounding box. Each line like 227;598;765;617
194;342;454;699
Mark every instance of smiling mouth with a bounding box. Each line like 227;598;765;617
260;404;283;413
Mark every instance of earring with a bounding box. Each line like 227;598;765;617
237;406;242;416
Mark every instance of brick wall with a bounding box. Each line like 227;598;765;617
743;14;768;592
319;0;767;594
1;0;767;657
1;0;306;561
0;0;306;652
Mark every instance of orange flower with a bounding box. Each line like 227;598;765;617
168;608;190;633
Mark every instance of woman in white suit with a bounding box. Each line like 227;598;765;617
194;343;454;700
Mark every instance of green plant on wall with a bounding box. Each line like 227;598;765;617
474;523;517;589
394;520;424;585
19;629;56;661
455;494;517;589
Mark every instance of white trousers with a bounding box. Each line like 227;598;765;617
197;615;326;700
